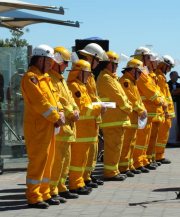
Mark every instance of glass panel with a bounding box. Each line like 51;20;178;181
0;47;28;170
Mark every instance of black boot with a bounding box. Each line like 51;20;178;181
144;164;156;170
130;169;141;174
85;180;98;188
59;190;79;199
104;174;126;181
122;170;135;177
51;194;67;203
70;187;92;195
91;175;104;185
157;158;171;164
44;198;60;205
28;201;49;209
137;166;150;173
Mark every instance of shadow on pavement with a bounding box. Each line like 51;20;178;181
153;187;180;192
129;187;180;208
0;187;28;211
129;198;178;208
0;194;26;200
0;200;28;211
0;188;26;194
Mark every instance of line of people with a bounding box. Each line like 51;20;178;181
21;43;175;209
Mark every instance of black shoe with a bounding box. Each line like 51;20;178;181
59;190;79;199
91;175;104;185
121;174;127;178
130;169;141;174
44;198;60;205
70;187;91;195
137;166;150;173
155;161;162;166
28;201;49;209
150;161;159;167
51;194;67;203
122;170;135;177
157;158;171;164
104;174;126;181
85;180;98;188
144;164;156;170
84;186;93;192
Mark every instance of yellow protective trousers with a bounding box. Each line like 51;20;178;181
146;122;160;163
103;127;125;178
119;128;137;172
50;142;71;195
69;142;91;190
26;132;55;204
133;121;152;169
155;119;172;160
83;141;98;182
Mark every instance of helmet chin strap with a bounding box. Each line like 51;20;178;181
58;64;62;74
150;61;155;71
82;70;85;84
142;54;146;67
111;62;113;73
163;64;169;75
91;54;97;71
42;57;45;74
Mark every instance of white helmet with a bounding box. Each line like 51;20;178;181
162;55;175;67
78;43;108;61
32;44;55;60
133;46;151;56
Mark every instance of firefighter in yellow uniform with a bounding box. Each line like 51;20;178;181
78;43;108;187
145;53;167;166
119;59;147;177
21;45;65;209
67;59;106;194
132;47;166;172
155;55;175;164
96;50;132;181
48;46;80;201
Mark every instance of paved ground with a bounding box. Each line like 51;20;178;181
0;146;180;217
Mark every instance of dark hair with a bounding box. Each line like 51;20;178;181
93;61;109;80
170;71;178;77
29;56;41;67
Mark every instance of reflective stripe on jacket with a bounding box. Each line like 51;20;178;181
67;74;101;143
119;72;146;128
48;69;78;142
96;69;132;128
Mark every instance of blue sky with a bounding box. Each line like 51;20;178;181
1;0;180;77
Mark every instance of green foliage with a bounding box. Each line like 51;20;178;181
0;30;29;47
0;30;29;70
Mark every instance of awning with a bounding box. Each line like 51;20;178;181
0;0;64;15
0;10;80;30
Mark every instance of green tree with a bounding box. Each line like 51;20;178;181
0;30;29;47
0;30;29;70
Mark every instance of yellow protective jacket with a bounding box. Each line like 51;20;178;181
137;72;164;122
96;69;132;128
155;69;175;118
119;73;146;128
67;71;102;144
86;74;102;124
86;74;101;102
21;66;62;145
48;69;79;142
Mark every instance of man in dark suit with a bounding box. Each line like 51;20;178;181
168;71;180;101
168;71;180;142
